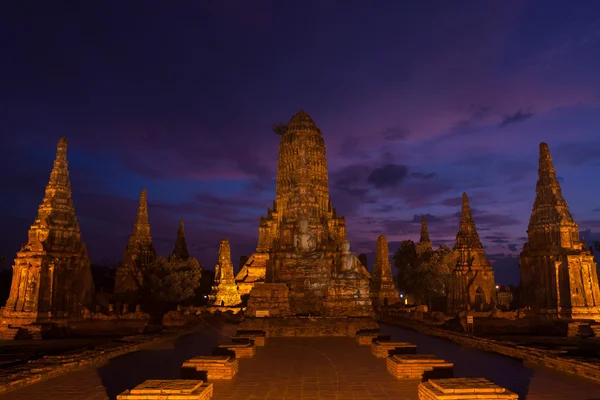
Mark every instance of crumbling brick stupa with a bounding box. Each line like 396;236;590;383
113;189;157;306
170;219;190;261
208;239;242;313
236;111;376;335
369;235;400;308
447;193;497;314
0;138;95;339
520;143;600;322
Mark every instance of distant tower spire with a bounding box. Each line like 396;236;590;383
134;189;151;238
172;219;190;260
419;215;432;248
455;192;483;250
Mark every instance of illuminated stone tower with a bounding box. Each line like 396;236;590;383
113;189;157;301
1;138;94;338
447;193;497;313
209;239;242;310
520;143;600;321
370;235;400;308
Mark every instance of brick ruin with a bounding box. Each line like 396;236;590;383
0;138;95;338
447;193;497;313
171;219;190;261
419;215;433;249
369;234;400;308
520;142;600;321
113;189;157;305
208;239;242;311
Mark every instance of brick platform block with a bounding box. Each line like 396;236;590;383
216;342;256;358
386;354;454;380
181;356;239;380
233;332;266;346
370;339;417;358
117;379;213;400
355;333;379;346
418;378;518;400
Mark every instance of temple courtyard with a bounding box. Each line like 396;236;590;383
1;323;599;400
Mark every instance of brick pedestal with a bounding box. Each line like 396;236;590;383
386;354;453;380
355;330;380;346
117;379;213;400
418;378;517;400
234;331;267;346
370;340;417;358
181;356;239;380
216;342;256;358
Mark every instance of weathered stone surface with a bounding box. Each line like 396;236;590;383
117;379;213;400
418;378;518;400
236;111;374;318
370;339;417;358
447;193;497;314
171;219;190;261
181;356;238;380
113;189;156;302
370;235;401;309
216;342;255;358
246;283;292;317
386;354;453;380
520;142;600;322
208;239;242;311
238;316;379;337
1;138;95;338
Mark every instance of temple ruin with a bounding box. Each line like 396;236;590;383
447;193;497;313
208;239;242;312
419;215;433;249
170;219;190;261
519;142;600;321
236;110;375;329
0;138;95;339
370;235;400;308
113;189;157;304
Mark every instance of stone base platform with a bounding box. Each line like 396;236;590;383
233;330;267;346
117;379;213;400
371;339;417;358
237;316;379;337
181;356;239;380
355;329;381;346
215;342;255;358
386;354;454;380
418;378;517;400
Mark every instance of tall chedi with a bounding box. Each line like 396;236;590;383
419;215;433;249
113;189;156;303
447;193;497;313
236;110;374;320
171;219;190;261
208;239;242;312
1;138;94;339
520;143;600;321
370;235;400;308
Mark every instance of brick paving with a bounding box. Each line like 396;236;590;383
210;337;417;400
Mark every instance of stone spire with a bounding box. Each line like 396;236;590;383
3;137;94;322
113;189;157;298
455;193;484;250
419;215;432;248
209;239;241;308
370;234;400;308
171;219;190;260
526;142;580;249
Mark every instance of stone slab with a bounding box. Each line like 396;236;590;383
216;343;255;358
182;356;238;380
371;340;417;358
418;378;518;400
387;354;454;380
117;379;213;399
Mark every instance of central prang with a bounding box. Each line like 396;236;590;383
236;110;375;320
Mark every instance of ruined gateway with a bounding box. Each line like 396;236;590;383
236;111;377;335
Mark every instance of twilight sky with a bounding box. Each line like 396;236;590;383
1;1;600;285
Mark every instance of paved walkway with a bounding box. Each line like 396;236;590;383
211;337;416;400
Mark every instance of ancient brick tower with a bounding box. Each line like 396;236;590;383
1;138;94;336
370;235;400;308
519;143;600;321
236;110;373;317
113;189;156;301
419;215;433;249
171;219;190;260
209;239;242;309
447;193;497;313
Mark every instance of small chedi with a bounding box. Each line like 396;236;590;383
1;138;95;339
419;215;433;249
520;142;600;321
236;111;376;334
369;235;400;308
208;239;242;312
447;193;497;313
170;219;190;261
113;189;157;306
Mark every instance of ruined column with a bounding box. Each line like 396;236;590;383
370;234;400;308
209;239;242;310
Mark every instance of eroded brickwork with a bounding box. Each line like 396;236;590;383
520;142;600;321
209;239;242;309
370;234;401;308
171;219;190;261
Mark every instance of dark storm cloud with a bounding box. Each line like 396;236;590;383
499;109;535;128
594;208;600;212
367;164;409;189
507;243;518;252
